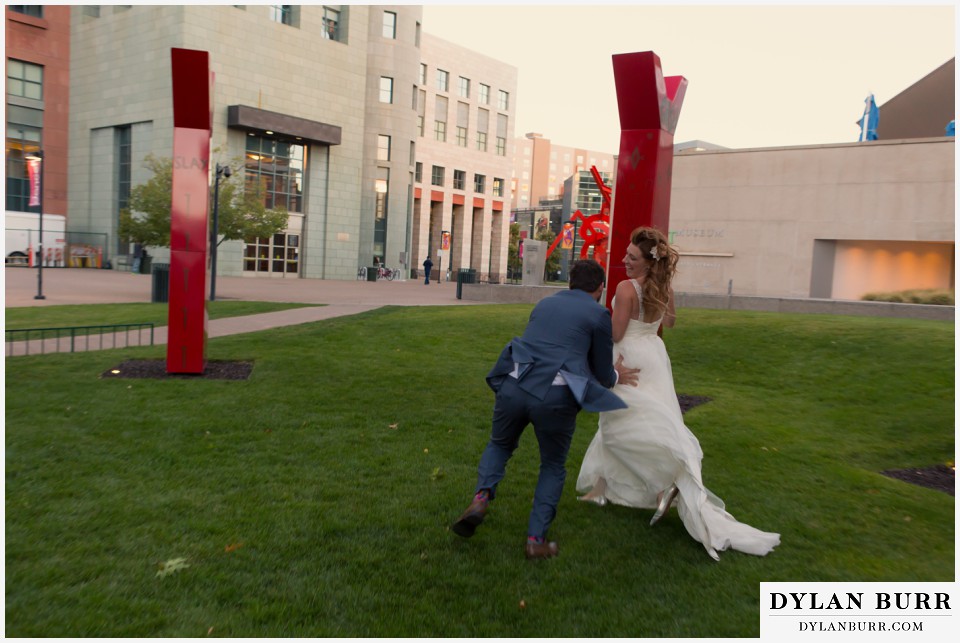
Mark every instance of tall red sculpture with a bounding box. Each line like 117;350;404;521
167;48;213;374
606;52;686;311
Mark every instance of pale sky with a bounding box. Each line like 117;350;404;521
421;2;956;153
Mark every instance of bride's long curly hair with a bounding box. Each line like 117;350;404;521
630;226;679;321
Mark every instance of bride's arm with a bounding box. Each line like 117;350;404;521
610;280;636;342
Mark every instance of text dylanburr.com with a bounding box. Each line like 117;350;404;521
761;582;955;640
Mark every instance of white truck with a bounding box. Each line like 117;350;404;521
4;211;67;266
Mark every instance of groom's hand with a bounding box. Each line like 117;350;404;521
615;355;640;387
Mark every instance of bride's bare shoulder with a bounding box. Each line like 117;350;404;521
615;278;638;297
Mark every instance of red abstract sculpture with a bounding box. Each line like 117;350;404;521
545;166;613;269
167;48;213;374
606;52;686;311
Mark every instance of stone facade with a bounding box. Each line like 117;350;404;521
664;138;955;299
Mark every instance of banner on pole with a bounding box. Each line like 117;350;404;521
27;157;41;207
561;223;574;250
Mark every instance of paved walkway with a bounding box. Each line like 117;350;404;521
4;267;480;354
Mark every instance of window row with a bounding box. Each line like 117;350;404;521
419;164;505;197
419;122;507;157
418;63;509;109
268;5;342;41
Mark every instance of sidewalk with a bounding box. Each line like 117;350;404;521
4;267;478;353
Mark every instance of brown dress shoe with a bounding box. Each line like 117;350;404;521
524;540;559;559
451;497;488;538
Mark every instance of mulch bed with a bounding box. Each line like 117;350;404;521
101;359;253;380
881;464;955;496
678;394;712;415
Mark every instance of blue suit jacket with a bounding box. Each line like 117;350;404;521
485;288;626;412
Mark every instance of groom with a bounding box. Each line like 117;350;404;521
451;260;639;559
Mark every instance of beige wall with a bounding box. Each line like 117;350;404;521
665;138;955;299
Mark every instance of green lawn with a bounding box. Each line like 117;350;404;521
4;305;954;637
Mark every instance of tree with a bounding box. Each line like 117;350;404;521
119;153;288;249
536;228;561;280
507;222;521;278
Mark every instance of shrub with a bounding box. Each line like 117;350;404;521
861;289;954;305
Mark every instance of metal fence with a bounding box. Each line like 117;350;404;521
5;323;155;357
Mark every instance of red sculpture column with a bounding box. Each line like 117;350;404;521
167;48;213;374
606;51;686;311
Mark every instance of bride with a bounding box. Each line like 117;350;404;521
576;226;780;561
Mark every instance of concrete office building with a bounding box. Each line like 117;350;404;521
411;34;517;282
64;4;515;282
68;4;422;280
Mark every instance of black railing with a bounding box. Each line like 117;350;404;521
6;323;155;357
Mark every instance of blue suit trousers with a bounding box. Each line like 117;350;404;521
476;377;579;539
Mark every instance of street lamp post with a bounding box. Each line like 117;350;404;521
209;163;231;301
25;150;45;300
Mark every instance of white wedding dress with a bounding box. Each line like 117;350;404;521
576;279;780;561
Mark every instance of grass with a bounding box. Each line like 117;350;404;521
4;305;954;637
4;301;320;331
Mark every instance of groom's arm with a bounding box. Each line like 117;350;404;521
587;309;618;389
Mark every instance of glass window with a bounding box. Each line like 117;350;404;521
7;60;43;100
434;121;446;142
270;5;293;25
419;63;427;86
431;165;444;187
417;115;424;137
379;77;393;104
6;65;43;213
377;134;391;162
479;83;490;105
453;169;465;190
9;5;43;17
374;167;389;259
493;177;504;197
474;174;485;193
415;21;421;47
382;10;396;38
244;233;299;275
436;69;449;93
244;134;305;213
5;122;41;213
116;126;132;252
415;161;422;183
456;126;467;147
498;89;509;110
322;7;340;40
496;137;506;156
458;76;470;98
476;131;487;152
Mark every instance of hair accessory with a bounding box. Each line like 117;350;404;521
649;245;660;260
